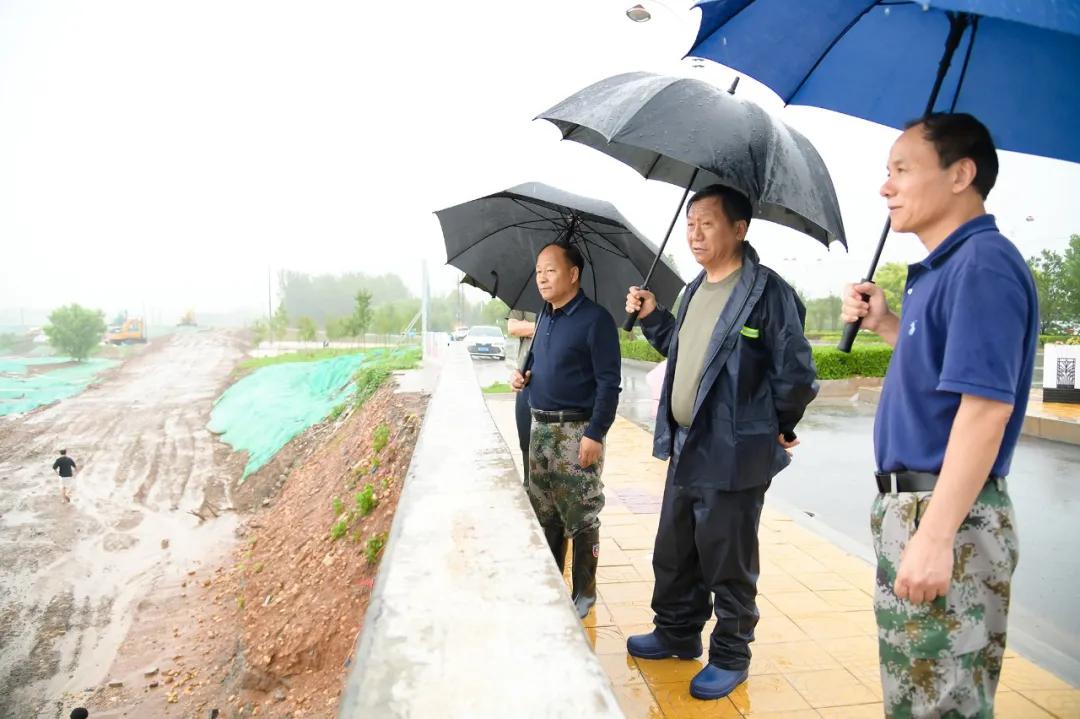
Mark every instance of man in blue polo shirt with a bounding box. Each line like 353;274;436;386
842;113;1038;718
511;241;621;618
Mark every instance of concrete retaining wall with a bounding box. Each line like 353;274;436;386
338;350;623;718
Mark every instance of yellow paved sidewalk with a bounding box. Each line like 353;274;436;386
567;416;1080;719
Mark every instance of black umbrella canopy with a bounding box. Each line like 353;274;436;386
538;71;846;248
436;182;684;321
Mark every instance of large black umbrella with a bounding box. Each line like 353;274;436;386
538;71;846;327
435;182;684;326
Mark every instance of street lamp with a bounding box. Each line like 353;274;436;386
625;2;704;68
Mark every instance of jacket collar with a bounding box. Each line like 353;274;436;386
686;241;761;294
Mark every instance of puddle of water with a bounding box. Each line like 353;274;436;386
0;510;37;527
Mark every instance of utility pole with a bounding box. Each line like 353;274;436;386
421;261;429;359
267;266;273;347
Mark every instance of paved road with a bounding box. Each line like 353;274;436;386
476;351;1080;684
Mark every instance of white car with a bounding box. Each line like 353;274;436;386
465;325;507;360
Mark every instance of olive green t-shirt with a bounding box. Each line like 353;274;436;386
671;268;742;427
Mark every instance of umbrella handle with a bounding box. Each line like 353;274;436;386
624;168;699;334
837;217;891;353
837;283;871;352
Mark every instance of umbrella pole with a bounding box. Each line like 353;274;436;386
623;168;700;332
838;12;972;352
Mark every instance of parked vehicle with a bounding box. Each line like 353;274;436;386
465;325;506;360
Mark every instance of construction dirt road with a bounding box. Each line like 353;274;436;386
0;329;247;718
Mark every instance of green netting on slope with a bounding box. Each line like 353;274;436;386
208;353;370;480
0;357;119;416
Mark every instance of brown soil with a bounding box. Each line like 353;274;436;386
84;382;427;719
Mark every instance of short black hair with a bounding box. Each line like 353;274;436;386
70;709;89;719
686;184;753;225
540;241;585;279
60;449;67;455
905;113;998;199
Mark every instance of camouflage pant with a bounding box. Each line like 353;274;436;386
872;480;1019;718
527;420;605;537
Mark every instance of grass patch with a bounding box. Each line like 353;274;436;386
332;496;344;516
1041;334;1080;346
355;484;378;516
804;330;884;343
330;517;348;541
236;347;367;374
812;345;893;379
352;347;422;410
372;422;390;453
620;338;664;363
365;532;388;564
481;381;513;394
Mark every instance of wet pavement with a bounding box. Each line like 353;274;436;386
618;361;1080;687
480;354;1079;717
476;354;1080;685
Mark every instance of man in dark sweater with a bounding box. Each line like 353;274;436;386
511;241;621;618
52;449;77;503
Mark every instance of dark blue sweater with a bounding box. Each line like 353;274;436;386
527;290;621;441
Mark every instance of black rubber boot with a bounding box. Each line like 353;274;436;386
571;527;600;618
543;524;568;573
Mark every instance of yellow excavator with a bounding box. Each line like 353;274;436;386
105;317;148;345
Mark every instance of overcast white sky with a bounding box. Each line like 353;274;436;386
1;0;1077;323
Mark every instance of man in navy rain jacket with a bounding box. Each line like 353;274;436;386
625;184;818;700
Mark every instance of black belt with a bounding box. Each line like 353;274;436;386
875;471;1005;494
531;408;591;424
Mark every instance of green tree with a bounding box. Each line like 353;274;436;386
1062;234;1080;322
325;316;348;341
251;319;269;345
1029;235;1080;331
804;295;843;332
479;298;510;328
346;290;373;342
297;316;317;343
270;302;289;342
371;299;420;336
278;270;413;326
1028;249;1068;332
44;304;106;361
872;262;909;313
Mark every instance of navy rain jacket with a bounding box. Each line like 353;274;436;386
640;242;818;490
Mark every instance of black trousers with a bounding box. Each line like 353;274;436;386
515;387;532;485
651;448;767;669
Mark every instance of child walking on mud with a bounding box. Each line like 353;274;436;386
52;449;77;503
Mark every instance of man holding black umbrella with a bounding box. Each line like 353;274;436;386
841;114;1037;717
511;241;621;619
625;184;817;700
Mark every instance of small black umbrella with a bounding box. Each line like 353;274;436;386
436;182;684;328
538;71;846;328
